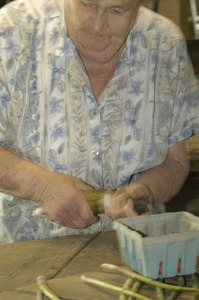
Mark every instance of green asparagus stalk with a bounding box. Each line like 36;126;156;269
155;286;166;300
36;289;44;300
193;292;199;300
101;264;199;294
80;275;153;300
156;279;165;300
131;280;144;300
168;276;185;300
83;190;106;214
36;276;62;300
83;189;149;215
191;274;199;300
119;277;134;300
191;274;199;288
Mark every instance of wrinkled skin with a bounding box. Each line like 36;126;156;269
37;141;189;224
65;0;141;99
34;173;97;228
0;140;189;228
65;0;140;63
104;183;153;220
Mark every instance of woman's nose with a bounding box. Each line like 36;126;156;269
91;9;107;33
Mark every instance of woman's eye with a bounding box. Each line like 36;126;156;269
80;1;96;8
111;9;123;14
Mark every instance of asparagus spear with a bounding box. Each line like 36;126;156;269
36;289;44;300
101;264;199;294
36;276;62;300
156;279;165;300
83;190;151;215
191;274;199;300
156;286;166;300
131;280;144;300
119;277;135;300
80;275;153;300
82;190;106;214
168;276;185;300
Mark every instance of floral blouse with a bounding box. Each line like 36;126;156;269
0;0;198;244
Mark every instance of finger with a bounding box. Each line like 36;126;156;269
104;192;130;219
61;205;96;228
79;200;97;225
56;191;96;228
105;199;133;220
78;180;94;191
133;197;151;215
139;203;152;216
123;198;138;218
55;214;83;229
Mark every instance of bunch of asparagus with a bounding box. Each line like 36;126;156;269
36;264;199;300
81;264;199;300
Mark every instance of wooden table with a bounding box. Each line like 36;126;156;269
0;137;199;299
0;231;123;299
0;231;196;300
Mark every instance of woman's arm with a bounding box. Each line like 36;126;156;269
105;140;190;219
0;144;50;200
0;145;96;227
135;140;190;204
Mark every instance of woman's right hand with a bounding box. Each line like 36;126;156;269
32;172;97;228
0;145;96;229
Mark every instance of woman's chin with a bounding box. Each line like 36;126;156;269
79;38;110;52
78;42;119;63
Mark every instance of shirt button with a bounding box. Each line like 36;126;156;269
91;149;100;156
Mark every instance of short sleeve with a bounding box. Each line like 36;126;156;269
157;35;199;147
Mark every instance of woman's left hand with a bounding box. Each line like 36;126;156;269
104;183;153;220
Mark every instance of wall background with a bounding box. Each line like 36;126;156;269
157;0;194;39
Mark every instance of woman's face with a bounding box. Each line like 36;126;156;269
65;0;140;63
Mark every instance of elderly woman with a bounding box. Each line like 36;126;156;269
0;0;198;244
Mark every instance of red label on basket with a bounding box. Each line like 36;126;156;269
196;255;199;272
159;261;163;275
178;258;181;273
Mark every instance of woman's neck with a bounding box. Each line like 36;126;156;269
79;48;123;99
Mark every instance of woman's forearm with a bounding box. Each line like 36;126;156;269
0;140;190;208
134;141;190;205
0;145;49;201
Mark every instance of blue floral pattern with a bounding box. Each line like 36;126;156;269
0;0;198;243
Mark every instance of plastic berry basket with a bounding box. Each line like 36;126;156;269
113;212;199;279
